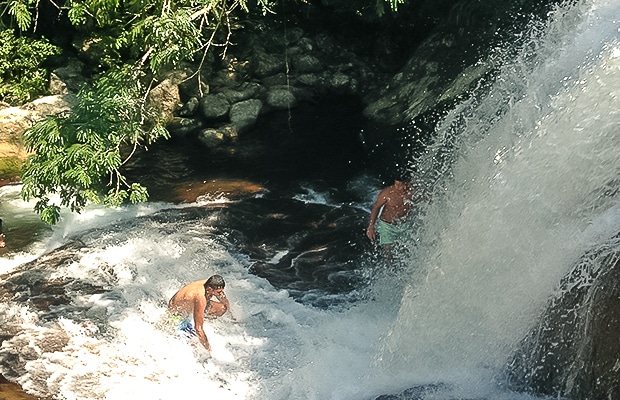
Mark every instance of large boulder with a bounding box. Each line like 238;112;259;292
166;117;204;138
145;77;182;124
229;99;263;133
0;95;76;161
503;232;620;399
219;82;265;103
292;54;323;73
265;87;297;110
252;52;287;78
197;125;238;149
199;94;230;121
362;0;565;125
50;59;87;94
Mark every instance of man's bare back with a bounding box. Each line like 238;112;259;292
168;275;232;352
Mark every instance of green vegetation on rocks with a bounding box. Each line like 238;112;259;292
0;156;22;180
20;66;170;225
1;0;407;223
0;29;60;106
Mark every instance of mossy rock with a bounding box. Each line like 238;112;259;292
0;157;22;180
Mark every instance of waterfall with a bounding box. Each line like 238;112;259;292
377;0;620;395
1;1;619;399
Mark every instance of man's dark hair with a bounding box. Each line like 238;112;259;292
392;170;411;183
205;275;225;289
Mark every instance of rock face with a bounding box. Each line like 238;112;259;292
363;0;565;126
0;18;379;159
162;22;378;146
0;95;77;179
0;95;75;159
503;232;620;399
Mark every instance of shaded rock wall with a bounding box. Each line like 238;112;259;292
363;0;566;126
0;0;563;172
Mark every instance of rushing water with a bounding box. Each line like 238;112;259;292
2;0;620;399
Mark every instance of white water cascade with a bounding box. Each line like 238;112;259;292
376;0;620;397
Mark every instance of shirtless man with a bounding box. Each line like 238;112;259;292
366;177;415;261
168;275;233;352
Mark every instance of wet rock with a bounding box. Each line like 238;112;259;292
230;99;263;133
220;82;265;103
177;96;200;117
292;54;323;73
167;117;204;138
297;73;320;87
503;232;620;399
0;374;41;400
261;72;293;87
265;87;296;110
215;196;370;303
327;72;356;94
196;124;240;150
373;383;457;400
363;0;566;125
199;94;230;120
252;52;287;78
169;178;266;203
0;241;108;314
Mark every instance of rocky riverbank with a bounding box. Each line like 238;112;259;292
0;0;561;179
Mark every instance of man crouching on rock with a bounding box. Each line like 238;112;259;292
168;275;234;352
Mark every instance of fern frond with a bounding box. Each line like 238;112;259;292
8;0;32;30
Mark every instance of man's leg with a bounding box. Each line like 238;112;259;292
381;244;394;265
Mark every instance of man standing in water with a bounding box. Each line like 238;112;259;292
366;174;416;263
168;275;233;352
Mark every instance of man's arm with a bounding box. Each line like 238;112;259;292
193;297;211;352
366;191;387;241
213;291;235;320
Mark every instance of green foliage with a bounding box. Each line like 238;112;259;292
21;65;170;224
378;0;407;16
122;8;202;72
0;156;22;180
64;0;278;73
12;0;408;224
1;0;35;30
0;29;60;105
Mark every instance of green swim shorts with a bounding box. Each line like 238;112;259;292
376;219;404;245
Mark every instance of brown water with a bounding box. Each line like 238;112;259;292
0;374;44;400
